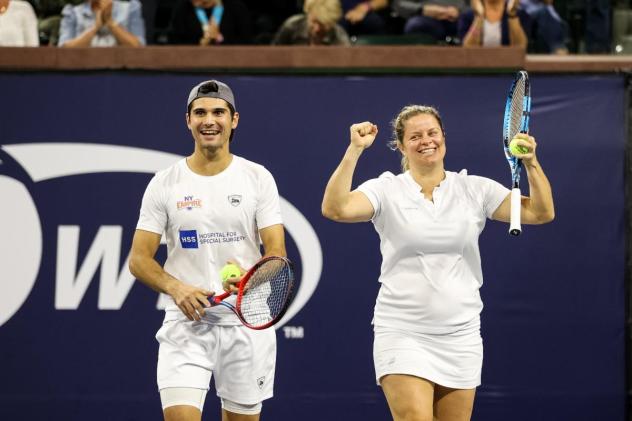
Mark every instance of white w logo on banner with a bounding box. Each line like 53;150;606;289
0;143;322;328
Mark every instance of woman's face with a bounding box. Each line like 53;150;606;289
399;113;446;168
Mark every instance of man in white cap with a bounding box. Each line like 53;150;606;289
129;79;286;421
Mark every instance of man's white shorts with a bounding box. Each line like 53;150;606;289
156;312;276;405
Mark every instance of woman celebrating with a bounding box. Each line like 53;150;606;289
58;0;145;47
459;0;530;48
321;105;554;420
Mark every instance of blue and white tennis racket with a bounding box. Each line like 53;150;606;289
502;70;531;236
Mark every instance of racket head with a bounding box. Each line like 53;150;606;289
235;256;294;330
502;70;531;187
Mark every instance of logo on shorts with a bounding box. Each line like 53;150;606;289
228;195;242;207
257;376;265;389
179;230;198;248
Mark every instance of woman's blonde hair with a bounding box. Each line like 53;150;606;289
388;105;445;171
303;0;342;27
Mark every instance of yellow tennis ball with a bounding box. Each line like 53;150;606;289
220;264;241;281
509;138;529;156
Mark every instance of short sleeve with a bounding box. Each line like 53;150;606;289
468;175;510;219
356;171;395;221
255;168;283;230
136;175;168;234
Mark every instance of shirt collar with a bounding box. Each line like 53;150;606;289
403;170;450;192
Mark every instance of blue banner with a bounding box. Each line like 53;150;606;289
0;73;625;420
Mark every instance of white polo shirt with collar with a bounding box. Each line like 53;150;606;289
357;169;509;335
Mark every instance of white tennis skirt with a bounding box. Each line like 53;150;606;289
373;324;483;389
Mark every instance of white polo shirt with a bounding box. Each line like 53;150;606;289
357;170;509;334
136;155;283;324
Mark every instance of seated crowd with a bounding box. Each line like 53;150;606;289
0;0;606;54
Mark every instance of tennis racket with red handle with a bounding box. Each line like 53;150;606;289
210;256;294;330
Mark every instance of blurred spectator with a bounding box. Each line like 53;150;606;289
272;0;350;45
58;0;145;46
459;0;530;47
342;0;389;36
140;0;156;43
242;0;298;44
34;0;68;46
0;0;39;46
521;0;567;53
168;0;252;45
392;0;466;43
584;0;610;53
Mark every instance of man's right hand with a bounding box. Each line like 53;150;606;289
170;281;213;321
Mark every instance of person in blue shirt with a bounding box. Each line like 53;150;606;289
58;0;145;46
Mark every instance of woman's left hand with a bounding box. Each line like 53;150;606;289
511;133;537;165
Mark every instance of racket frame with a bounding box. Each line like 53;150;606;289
211;256;294;330
502;70;531;236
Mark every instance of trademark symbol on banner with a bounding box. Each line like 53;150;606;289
283;326;304;339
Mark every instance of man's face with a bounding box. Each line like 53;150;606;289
186;97;238;152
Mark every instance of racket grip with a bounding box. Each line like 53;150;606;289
509;187;521;236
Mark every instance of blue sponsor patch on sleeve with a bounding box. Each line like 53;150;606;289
179;230;199;248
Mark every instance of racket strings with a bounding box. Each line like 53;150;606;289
508;78;525;140
239;261;293;327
